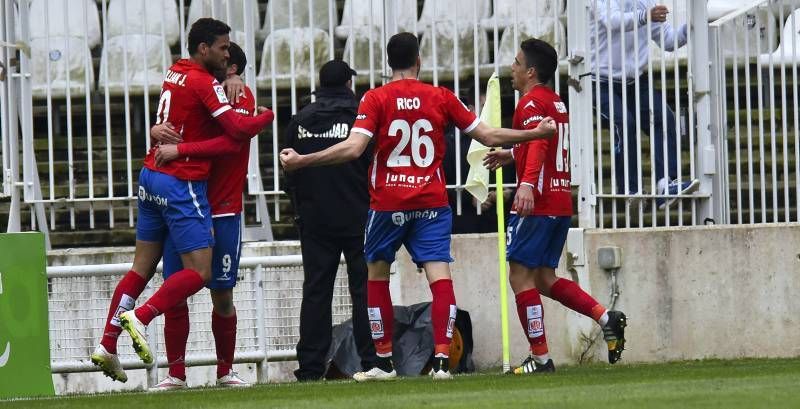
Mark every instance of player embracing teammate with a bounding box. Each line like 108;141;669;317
281;32;558;381
484;39;627;374
91;18;274;384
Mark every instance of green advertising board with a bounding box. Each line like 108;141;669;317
0;232;55;398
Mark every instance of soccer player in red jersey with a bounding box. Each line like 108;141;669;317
280;32;557;381
91;19;274;380
484;39;627;374
144;42;255;390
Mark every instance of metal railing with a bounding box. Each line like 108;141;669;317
709;0;800;224
46;255;352;386
1;0;798;237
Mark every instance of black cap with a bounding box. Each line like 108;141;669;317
319;60;357;88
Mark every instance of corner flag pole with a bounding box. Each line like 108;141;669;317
495;166;510;373
482;74;511;373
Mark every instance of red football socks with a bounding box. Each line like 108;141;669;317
100;270;147;354
134;269;205;325
367;280;394;357
164;302;190;381
430;279;457;358
549;278;607;323
212;310;237;379
515;288;549;357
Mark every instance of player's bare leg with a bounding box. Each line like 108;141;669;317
210;289;249;387
533;267;627;364
508;262;555;375
121;247;213;364
353;261;397;382
423;262;456;380
92;240;162;382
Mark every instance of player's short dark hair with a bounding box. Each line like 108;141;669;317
387;32;419;70
228;42;247;75
187;18;231;55
520;38;558;84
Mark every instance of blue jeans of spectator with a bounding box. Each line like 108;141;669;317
595;76;678;194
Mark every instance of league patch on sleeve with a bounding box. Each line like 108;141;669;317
214;84;229;104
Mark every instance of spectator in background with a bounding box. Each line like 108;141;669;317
283;60;377;381
590;1;699;208
443;92;515;234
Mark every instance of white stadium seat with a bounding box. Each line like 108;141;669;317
257;0;336;88
417;0;491;78
29;0;101;48
187;0;260;44
256;28;332;89
107;0;180;46
335;0;417;39
262;0;333;34
98;35;171;96
28;0;100;97
337;0;417;75
494;19;566;67
481;0;555;30
30;37;95;98
759;9;800;65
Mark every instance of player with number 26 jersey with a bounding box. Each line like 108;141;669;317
352;79;480;212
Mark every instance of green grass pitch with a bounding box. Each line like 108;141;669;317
4;358;800;409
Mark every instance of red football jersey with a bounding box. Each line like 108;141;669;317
352;79;480;211
143;59;232;181
511;85;572;216
207;86;256;216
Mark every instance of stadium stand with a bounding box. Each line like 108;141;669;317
4;0;800;246
187;0;260;44
759;8;800;65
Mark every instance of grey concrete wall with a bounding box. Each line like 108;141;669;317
392;224;800;369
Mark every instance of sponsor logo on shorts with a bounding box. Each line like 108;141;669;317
138;186;168;206
390;210;440;226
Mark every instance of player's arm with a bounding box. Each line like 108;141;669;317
280;131;370;172
442;87;556;146
514;140;549;216
194;78;275;141
466;119;556;147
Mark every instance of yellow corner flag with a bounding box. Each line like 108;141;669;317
464;73;501;202
466;72;511;372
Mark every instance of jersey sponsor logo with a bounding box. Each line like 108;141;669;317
390;209;440;226
234;108;250;115
164;69;187;86
396;97;421;110
524;100;535;110
214;85;229;104
367;307;384;339
551;178;571;189
554;101;567;113
356;114;367;120
523;115;545;127
138;186;168;206
384;171;432;187
297;123;350;140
